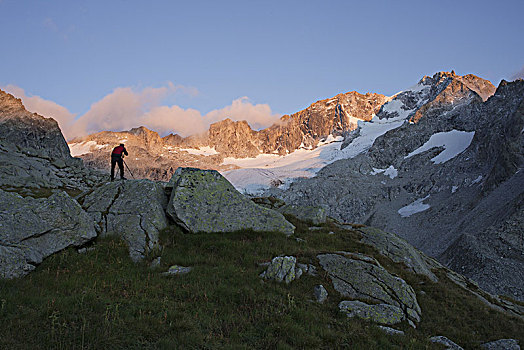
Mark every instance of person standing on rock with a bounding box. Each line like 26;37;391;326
110;143;128;181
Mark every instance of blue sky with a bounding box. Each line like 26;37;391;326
1;0;523;138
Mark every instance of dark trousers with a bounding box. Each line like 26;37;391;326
111;156;124;180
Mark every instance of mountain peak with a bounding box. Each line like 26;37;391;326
418;71;495;102
0;89;32;118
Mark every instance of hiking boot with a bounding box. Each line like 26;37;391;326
121;177;127;180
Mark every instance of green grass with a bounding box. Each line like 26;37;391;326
1;218;523;349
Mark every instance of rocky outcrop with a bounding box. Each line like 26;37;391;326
166;168;295;235
0;90;71;160
206;119;261;158
378;326;405;336
80;180;168;261
0;144;104;191
0;89;105;191
317;252;421;327
356;226;438;282
278;204;327;225
0;189;97;278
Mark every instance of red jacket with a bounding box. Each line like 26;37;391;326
111;145;128;157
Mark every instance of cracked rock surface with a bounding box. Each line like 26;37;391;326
318;252;421;326
166;167;295;235
357;226;438;282
0;189;97;278
81;180;168;261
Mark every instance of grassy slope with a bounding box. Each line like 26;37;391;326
1;218;523;349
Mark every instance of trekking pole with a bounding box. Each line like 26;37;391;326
122;159;136;179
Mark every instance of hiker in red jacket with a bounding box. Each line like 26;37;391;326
110;143;129;181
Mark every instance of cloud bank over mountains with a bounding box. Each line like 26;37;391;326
2;83;281;140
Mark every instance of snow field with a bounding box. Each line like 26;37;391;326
404;130;475;164
398;195;431;218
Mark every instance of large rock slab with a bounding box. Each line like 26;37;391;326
81;180;168;261
318;252;421;326
0;189;97;278
357;226;438;282
166;168;295;235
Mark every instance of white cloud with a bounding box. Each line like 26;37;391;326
68;85;172;138
141;105;206;137
138;96;281;137
3;83;280;139
204;97;281;131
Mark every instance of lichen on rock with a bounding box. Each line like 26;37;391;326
318;252;421;326
166;168;295;235
339;300;405;325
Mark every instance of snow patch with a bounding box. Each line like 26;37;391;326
470;175;483;185
404;130;475;164
381;99;413;119
398;195;431;218
407;82;431;94
451;186;458;193
69;141;107;157
371;165;398;179
180;146;219;156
